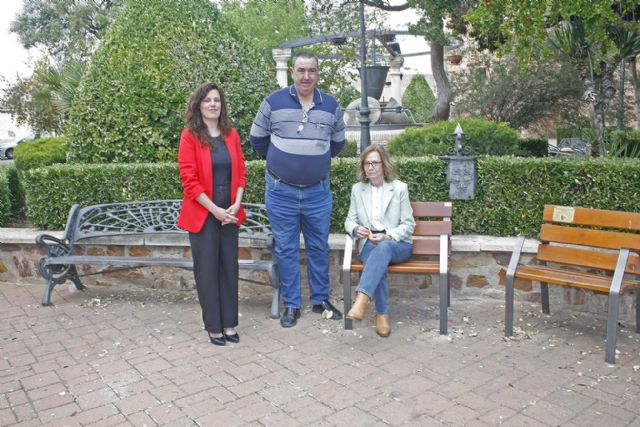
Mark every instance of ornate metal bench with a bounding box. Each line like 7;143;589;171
36;200;280;318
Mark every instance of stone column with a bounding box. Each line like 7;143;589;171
388;56;404;103
272;48;292;88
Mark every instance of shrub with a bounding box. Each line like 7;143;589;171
402;74;435;124
21;157;640;237
14;136;67;172
608;130;640;158
0;164;25;223
517;137;548;157
388;118;519;157
0;165;11;226
336;140;359;158
66;0;277;163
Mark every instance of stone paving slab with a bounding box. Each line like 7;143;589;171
1;281;639;426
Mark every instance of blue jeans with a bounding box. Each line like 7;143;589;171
357;239;413;314
265;171;332;308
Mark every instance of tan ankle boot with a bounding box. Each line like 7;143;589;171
375;314;391;337
346;292;370;321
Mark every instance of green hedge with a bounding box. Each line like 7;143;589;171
14;136;67;172
0;164;25;224
21;157;640;236
388;118;519;157
517;137;548;157
609;130;640;158
0;165;11;226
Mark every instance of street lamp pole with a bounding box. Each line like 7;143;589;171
358;0;371;152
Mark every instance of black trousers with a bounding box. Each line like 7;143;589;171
188;185;239;333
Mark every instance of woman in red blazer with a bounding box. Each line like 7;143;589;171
177;82;246;346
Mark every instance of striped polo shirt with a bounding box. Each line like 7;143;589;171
250;86;345;186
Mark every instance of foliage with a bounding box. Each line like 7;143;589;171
452;50;583;130
21;157;640;237
0;164;25;223
337;140;359;158
401;74;435;124
66;0;277;163
387;118;519;157
608;129;640;157
221;0;307;55
14;137;68;172
0;166;11;226
0;58;64;134
517;138;548;158
10;0;123;63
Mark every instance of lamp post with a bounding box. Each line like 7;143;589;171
358;0;371;152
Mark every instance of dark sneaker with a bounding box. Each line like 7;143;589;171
280;308;301;328
312;300;343;320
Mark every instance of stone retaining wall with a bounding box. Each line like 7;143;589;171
0;228;636;322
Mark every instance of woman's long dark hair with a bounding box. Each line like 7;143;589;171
184;82;232;146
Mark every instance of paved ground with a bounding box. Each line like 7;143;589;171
1;280;639;427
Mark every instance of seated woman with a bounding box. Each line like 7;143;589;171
344;144;416;337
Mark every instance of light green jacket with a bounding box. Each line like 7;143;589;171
344;179;416;253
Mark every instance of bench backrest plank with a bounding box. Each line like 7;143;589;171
538;205;640;273
411;201;452;256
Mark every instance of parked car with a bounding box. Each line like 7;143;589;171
0;133;48;160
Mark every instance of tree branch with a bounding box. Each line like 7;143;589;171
361;0;410;12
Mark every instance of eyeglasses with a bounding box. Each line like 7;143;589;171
364;161;382;168
297;109;310;134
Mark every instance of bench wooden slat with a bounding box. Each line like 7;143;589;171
350;259;439;273
544;205;640;230
515;265;640;293
540;224;640;251
411;239;442;255
412;201;452;218
537;244;640;274
414;221;452;236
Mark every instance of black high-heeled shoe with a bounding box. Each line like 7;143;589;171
224;332;240;343
209;334;225;346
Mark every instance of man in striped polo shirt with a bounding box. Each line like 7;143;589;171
250;51;346;328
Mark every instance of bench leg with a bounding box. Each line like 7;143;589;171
343;269;353;330
605;289;620;364
439;271;448;335
68;266;86;291
540;282;550;314
41;277;59;306
268;264;280;319
505;273;515;336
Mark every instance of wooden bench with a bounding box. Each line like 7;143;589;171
342;201;452;334
504;205;640;363
36;200;280;318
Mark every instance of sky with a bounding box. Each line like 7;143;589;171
1;0;37;87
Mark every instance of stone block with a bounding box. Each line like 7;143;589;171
497;268;532;291
129;246;151;257
564;288;587;306
466;274;488;288
87;247;105;256
450;274;463;290
0;261;7;273
107;245;125;256
13;257;33;278
239;247;252;260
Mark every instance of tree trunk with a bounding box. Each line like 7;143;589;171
430;41;451;122
628;57;640;130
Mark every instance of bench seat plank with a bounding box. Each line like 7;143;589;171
514;265;640;293
350;259;440;274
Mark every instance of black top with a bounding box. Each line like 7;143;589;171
210;136;231;186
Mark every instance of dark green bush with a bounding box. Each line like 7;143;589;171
608;130;640;158
402;74;435;124
21;157;640;237
14;136;67;172
517;137;548;157
0;166;11;226
66;0;277;163
388;118;519;157
336;140;359;158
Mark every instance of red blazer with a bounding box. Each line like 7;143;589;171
177;127;246;233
